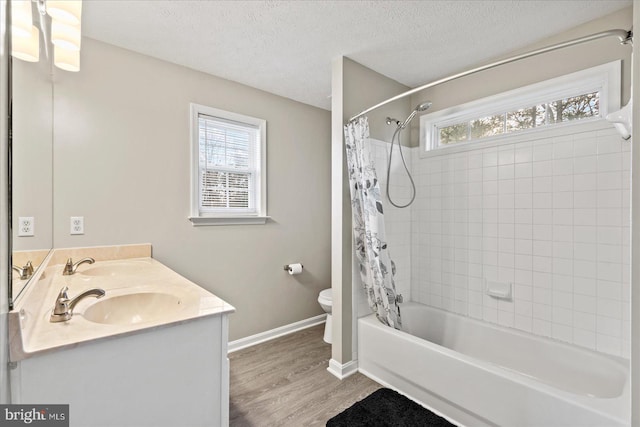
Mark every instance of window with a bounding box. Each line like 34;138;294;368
421;61;621;155
437;91;600;145
189;104;267;225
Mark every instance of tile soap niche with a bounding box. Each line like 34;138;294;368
486;280;512;300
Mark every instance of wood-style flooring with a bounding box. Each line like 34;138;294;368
229;324;381;426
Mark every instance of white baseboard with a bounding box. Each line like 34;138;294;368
327;358;358;379
228;314;326;353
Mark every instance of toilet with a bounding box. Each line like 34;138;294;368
318;289;332;344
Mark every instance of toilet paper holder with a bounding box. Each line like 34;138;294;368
284;264;303;273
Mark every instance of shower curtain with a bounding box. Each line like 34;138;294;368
344;117;402;329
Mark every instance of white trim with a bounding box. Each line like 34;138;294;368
420;61;621;157
188;215;270;226
189;103;267;224
327;358;359;379
227;314;326;353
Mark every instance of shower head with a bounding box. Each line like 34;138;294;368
400;101;432;129
416;101;432;112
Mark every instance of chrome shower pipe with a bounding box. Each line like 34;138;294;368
386;117;401;126
349;28;633;123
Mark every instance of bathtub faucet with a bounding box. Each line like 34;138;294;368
63;257;95;275
395;294;403;304
50;286;105;322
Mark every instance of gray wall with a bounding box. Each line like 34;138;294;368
408;7;633;146
342;58;411;143
12;59;53;252
52;38;331;340
331;57;409;365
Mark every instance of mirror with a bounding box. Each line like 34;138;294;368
10;56;54;305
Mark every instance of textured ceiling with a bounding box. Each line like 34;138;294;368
82;1;631;110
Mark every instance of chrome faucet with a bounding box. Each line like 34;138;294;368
12;261;34;280
63;257;95;275
50;286;105;322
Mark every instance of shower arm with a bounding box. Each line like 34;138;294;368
349;28;633;123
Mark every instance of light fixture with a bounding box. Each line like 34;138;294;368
51;19;81;51
11;26;40;62
53;45;79;72
11;24;39;62
10;0;83;72
46;0;81;25
10;0;32;38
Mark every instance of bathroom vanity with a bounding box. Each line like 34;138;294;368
9;244;235;427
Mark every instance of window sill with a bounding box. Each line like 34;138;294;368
188;216;270;226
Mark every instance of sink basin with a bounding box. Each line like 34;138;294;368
82;292;183;325
79;261;150;277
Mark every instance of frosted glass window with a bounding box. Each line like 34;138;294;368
421;61;622;157
506;105;546;132
434;91;600;150
439;123;469;145
470;114;506;139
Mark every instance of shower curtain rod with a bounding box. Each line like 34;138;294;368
349;28;633;123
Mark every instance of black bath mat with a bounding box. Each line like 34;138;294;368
326;388;456;427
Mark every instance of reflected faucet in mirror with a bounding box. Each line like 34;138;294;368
63;257;95;275
50;286;106;323
12;261;34;280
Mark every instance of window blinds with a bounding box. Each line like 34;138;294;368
198;114;259;213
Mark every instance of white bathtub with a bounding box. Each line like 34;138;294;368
358;302;629;427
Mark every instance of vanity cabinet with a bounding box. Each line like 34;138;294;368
12;313;231;427
9;245;235;427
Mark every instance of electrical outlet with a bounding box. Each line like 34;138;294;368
70;216;84;235
18;217;34;237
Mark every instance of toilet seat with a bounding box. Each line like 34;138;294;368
318;289;332;306
318;289;332;344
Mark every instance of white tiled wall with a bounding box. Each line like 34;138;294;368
410;122;631;358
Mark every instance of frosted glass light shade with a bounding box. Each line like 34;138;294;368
54;45;80;72
51;19;81;51
12;25;39;62
46;0;82;25
11;0;33;38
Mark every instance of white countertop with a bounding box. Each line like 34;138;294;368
10;246;235;361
